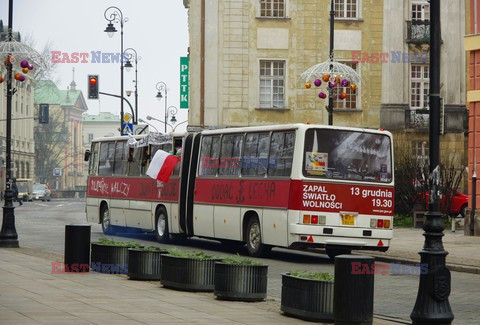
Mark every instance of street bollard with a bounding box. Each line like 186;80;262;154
334;255;374;325
451;217;456;233
64;224;91;272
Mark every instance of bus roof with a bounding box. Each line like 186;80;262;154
200;123;392;137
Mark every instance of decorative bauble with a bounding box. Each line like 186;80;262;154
318;92;327;99
22;67;29;73
322;74;330;82
19;75;25;82
341;79;349;87
329;81;337;88
314;79;322;87
0;76;3;83
350;84;357;91
339;93;347;100
20;60;29;68
28;64;34;70
4;55;14;65
305;82;311;89
14;73;21;80
334;76;341;83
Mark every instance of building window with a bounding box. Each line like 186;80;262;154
334;0;358;19
412;0;430;21
88;133;94;142
412;140;429;167
259;60;285;109
26;162;30;178
333;62;358;109
411;64;429;109
260;0;285;18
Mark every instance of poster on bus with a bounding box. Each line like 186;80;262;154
305;152;328;176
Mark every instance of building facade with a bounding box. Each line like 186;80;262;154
34;80;88;190
466;0;480;235
0;22;35;196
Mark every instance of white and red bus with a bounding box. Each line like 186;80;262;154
85;124;394;258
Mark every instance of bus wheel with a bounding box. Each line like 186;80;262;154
246;217;270;257
325;248;351;261
155;207;169;243
101;205;115;235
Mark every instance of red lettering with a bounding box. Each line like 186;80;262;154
51;262;63;274
361;52;370;64
79;264;89;273
377;263;389;275
71;52;79;63
79;52;89;63
351;261;361;274
351;51;361;63
371;52;379;64
380;52;389;63
70;264;79;272
361;263;372;274
61;52;71;63
51;51;61;63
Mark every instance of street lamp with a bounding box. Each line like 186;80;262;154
138;118;159;132
410;0;454;323
147;115;187;133
155;82;168;132
168;106;178;126
104;6;128;134
124;47;139;125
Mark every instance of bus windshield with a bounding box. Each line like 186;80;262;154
303;128;392;183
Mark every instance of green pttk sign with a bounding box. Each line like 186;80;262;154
180;56;189;109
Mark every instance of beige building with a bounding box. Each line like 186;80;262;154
183;0;468;177
0;23;35;194
34;80;87;190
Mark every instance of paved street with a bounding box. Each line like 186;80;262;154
3;198;480;323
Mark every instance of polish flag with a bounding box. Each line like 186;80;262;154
146;150;180;183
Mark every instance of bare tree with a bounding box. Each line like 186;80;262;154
22;34;60;83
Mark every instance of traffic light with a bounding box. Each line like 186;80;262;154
88;75;99;99
39;104;49;124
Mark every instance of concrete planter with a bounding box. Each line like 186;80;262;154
214;263;268;301
281;273;334;322
127;248;167;281
90;243;133;274
161;254;221;291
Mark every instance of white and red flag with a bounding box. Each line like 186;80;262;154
146;150;180;183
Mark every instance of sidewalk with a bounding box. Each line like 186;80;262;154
363;227;480;274
0;248;405;325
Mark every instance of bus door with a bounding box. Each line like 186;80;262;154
185;133;201;236
178;134;192;234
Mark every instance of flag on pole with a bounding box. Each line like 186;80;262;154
146;150;180;183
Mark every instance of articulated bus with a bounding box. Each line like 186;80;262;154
85;124;394;258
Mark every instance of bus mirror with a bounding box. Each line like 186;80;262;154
84;150;91;162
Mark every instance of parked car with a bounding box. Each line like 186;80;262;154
32;183;51;201
423;188;468;218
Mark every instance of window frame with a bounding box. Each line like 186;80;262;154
333;61;360;110
410;64;430;109
259;0;287;18
259;60;286;109
334;0;360;20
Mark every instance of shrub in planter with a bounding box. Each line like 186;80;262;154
91;237;142;274
161;248;221;292
128;246;168;281
281;271;334;322
214;254;268;301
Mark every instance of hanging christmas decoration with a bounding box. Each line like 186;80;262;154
20;59;29;68
339;93;347;100
305;82;311;89
0;76;4;83
318;92;327;99
22;67;28;73
314;79;322;87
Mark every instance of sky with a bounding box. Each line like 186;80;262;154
0;0;189;132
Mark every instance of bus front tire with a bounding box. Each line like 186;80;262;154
155;208;169;243
246;217;271;257
101;205;115;235
325;248;351;260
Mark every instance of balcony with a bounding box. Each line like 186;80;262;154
405;109;429;131
406;20;430;44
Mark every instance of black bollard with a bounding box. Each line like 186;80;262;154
64;224;91;273
334;255;374;325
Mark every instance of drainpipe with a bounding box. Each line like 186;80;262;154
200;0;205;128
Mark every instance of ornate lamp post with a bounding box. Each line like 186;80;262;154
301;0;361;125
155;82;168;132
124;48;139;125
410;1;454;323
104;6;128;134
0;0;43;247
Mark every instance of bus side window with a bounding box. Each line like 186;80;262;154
98;142;115;176
219;134;243;176
199;136;220;176
88;142;99;175
242;133;269;177
268;131;295;177
128;146;143;177
113;141;128;175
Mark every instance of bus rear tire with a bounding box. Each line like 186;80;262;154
101;204;115;235
155;207;169;243
325;248;351;260
246;217;271;257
